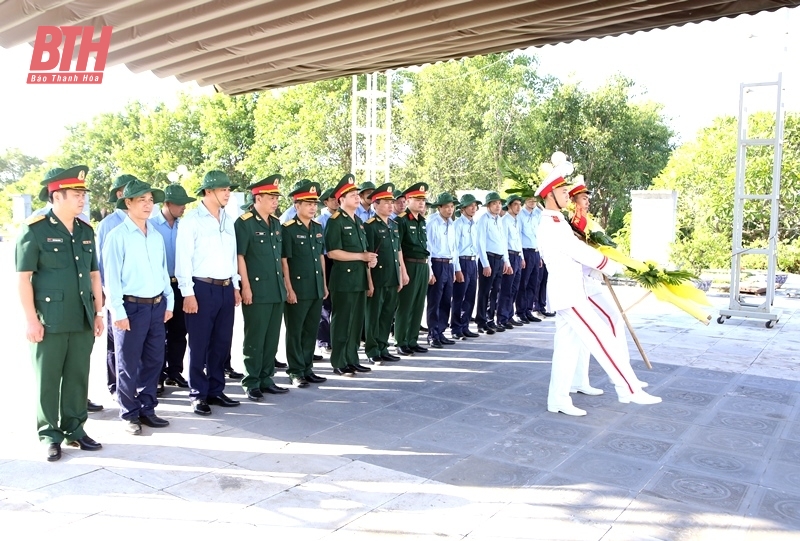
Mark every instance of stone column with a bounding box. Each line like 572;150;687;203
12;194;32;222
630;190;677;267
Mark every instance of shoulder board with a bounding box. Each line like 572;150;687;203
366;217;376;224
282;219;296;227
398;211;408;219
26;214;46;225
77;215;92;227
331;211;340;219
240;212;253;221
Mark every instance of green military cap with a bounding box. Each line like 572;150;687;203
196;170;239;196
108;174;138;203
247;174;282;196
371;182;395;201
456;193;481;209
393;189;404;200
240;191;254;211
401;182;428;199
291;178;311;191
164;184;196;205
116;178;165;209
38;165;89;202
505;194;523;206
484;191;505;205
332;173;358;199
319;186;335;201
289;180;322;202
428;192;458;207
358;181;376;194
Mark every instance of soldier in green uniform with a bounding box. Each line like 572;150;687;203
235;175;289;401
282;181;329;387
323;174;377;376
16;166;105;461
364;183;408;365
394;182;431;356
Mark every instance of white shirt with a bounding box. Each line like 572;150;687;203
502;212;523;253
175;201;240;296
537;209;621;311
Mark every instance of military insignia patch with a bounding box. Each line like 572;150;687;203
551;215;560;222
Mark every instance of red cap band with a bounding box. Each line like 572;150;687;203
47;178;86;192
404;189;427;199
292;190;318;201
335;183;357;199
371;190;393;200
539;177;565;198
252;184;279;195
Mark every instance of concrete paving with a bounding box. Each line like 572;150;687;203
2;241;800;540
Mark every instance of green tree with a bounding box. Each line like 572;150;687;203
0;149;44;186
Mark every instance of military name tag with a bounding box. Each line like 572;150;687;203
46;237;64;243
344;226;353;230
255;231;266;236
379;229;387;233
410;226;416;230
296;234;307;239
316;233;323;238
82;240;92;244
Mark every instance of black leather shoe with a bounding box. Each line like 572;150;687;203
477;326;495;335
262;384;290;394
515;317;529;325
224;369;244;380
463;330;480;338
352;363;372;372
397;346;415;356
165;374;189;388
291;377;309;388
412;345;428;353
543;311;556;317
191;399;212;416
207;393;240;407
47;443;61;462
125;420;142;435
139;415;170;428
428;339;443;349
87;399;103;412
501;322;514;330
381;353;401;362
67;435;102;451
367;356;383;365
313;354;323;361
452;333;467;340
525;312;542;323
306;373;327;383
440;337;456;345
420;325;428;332
333;366;356;376
492;323;506;332
274;360;288;368
246;388;264;401
511;319;524;327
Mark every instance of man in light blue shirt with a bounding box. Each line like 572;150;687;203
150;184;196;390
104;179;174;436
355;181;376;223
97;174;136;396
451;193;481;339
425;193;457;348
389;190;406;221
474;192;512;334
518;197;544;322
497;195;526;328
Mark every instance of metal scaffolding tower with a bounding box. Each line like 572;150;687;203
718;73;785;328
352;72;392;185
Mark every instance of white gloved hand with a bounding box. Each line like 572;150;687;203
603;261;625;277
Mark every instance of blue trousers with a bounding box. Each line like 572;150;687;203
185;279;235;400
426;260;454;340
162;281;187;381
535;262;549;313
106;310;116;394
498;253;522;324
450;258;477;335
113;298;166;421
517;248;541;317
475;255;504;327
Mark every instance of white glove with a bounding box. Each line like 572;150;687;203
602;260;624;277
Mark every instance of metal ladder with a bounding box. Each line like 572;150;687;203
718;73;784;328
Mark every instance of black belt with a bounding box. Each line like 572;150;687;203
123;295;163;304
405;258;428;264
459;256;476;261
508;250;521;257
194;277;231;286
523;248;538;252
170;277;178;283
431;258;452;263
487;252;503;259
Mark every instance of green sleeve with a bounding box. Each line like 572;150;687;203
15;224;39;272
235;218;249;256
324;218;343;251
86;227;99;272
364;222;376;252
282;225;293;259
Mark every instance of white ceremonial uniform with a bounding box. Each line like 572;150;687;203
537;208;646;412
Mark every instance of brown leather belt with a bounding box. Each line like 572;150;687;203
194;277;231;286
123;295;163;304
487;252;503;259
431;258;452;263
405;258;428;264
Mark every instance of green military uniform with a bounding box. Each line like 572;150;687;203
235;175;286;397
282;181;326;383
364;183;402;361
394;182;430;351
16;166;98;447
324;174;369;371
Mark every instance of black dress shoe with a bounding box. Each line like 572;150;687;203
274;360;288;368
452;333;467;340
440;337;456;345
191;399;212;416
262;384;290;394
68;435;102;451
420;325;428;332
207;393;240;407
525;313;542;323
515;317;529;325
224;369;244;380
246;388;264;401
543;311;556;317
501;322;514;330
367;356;383;365
313;354;323;361
165;374;189;388
333;366;356;376
397;346;415;356
428;339;443;349
510;319;524;327
306;373;327;383
139;414;170;428
291;377;309;388
125;420;142;435
412;345;428;353
463;329;480;338
477;326;495;335
87;399;103;412
47;443;61;462
381;353;401;362
352;363;372;372
492;323;506;332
